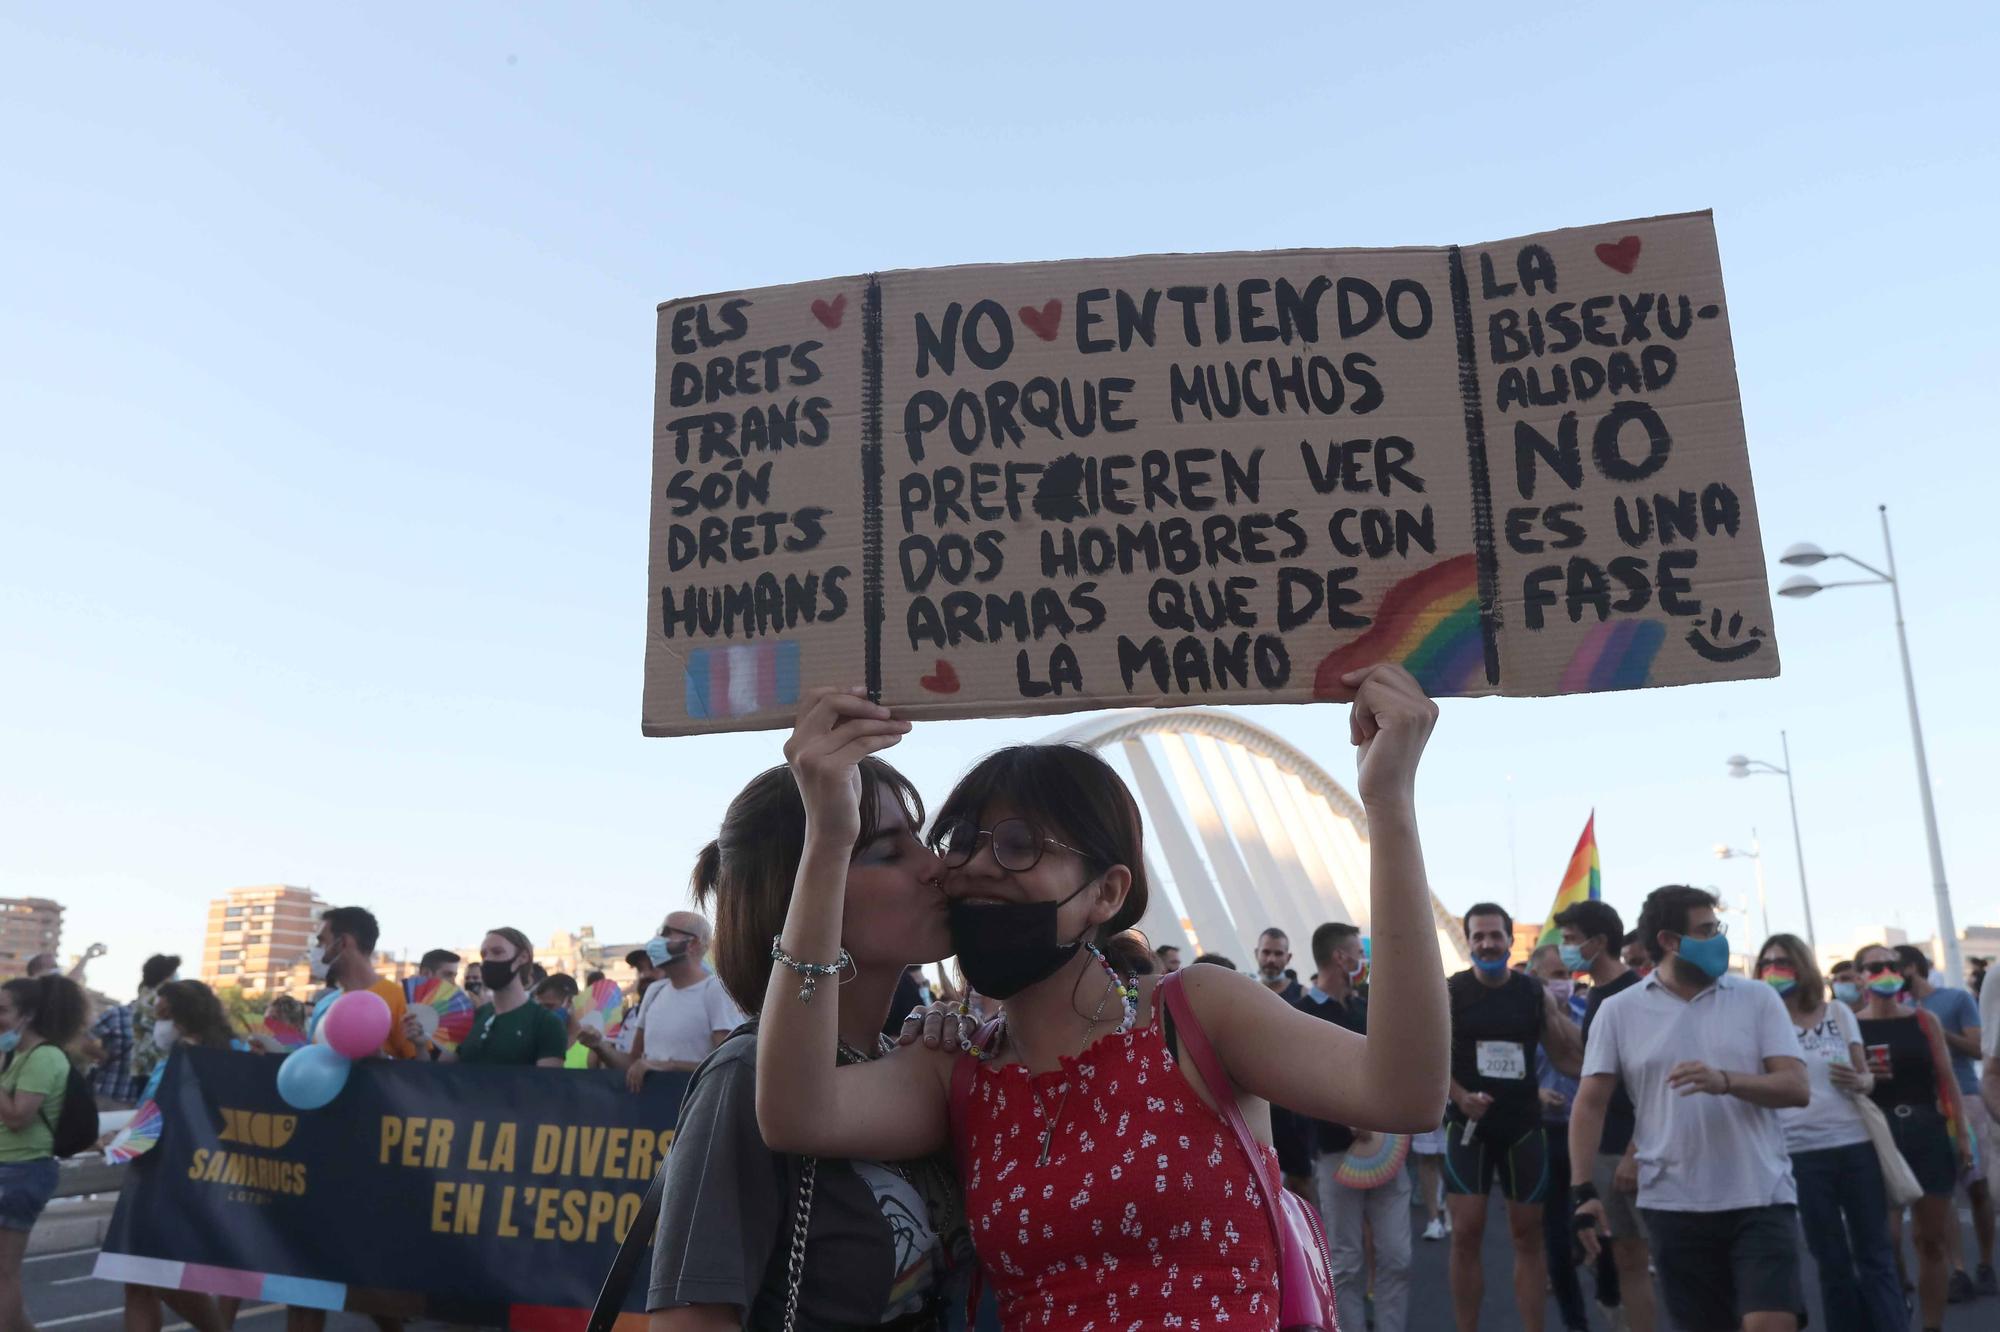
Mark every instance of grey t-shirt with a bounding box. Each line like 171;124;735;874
648;1030;968;1328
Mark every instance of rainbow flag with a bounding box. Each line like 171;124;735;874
1537;814;1600;947
1312;554;1486;697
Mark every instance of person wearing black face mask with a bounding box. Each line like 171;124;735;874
417;928;566;1068
757;670;1452;1332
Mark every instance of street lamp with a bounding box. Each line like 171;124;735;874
1727;734;1817;954
1776;505;1961;985
1714;836;1769;941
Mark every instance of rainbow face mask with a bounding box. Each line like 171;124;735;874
1867;973;1906;997
1761;966;1798;995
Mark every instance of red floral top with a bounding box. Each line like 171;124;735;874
960;1015;1281;1330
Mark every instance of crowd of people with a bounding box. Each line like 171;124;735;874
14;667;2000;1332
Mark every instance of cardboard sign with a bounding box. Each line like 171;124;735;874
644;210;1777;736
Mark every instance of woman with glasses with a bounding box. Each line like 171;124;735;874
644;747;970;1329
756;671;1450;1331
1753;934;1903;1332
1854;942;1969;1332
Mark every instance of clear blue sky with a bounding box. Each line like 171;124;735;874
6;3;1997;998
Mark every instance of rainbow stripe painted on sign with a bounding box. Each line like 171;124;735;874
1313;554;1483;697
684;641;801;719
1557;619;1665;693
1537;813;1601;947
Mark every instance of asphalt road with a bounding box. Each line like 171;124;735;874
1403;1191;1994;1331
29;1195;1995;1330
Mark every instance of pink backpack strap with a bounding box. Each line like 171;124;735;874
1157;972;1288;1244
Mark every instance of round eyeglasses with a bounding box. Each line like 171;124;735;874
932;818;1087;872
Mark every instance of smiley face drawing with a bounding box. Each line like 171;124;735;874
1686;607;1766;662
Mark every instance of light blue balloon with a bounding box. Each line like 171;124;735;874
277;1043;352;1111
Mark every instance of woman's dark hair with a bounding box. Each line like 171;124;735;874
1633;885;1721;963
141;954;182;991
930;744;1150;949
1754;933;1824;1011
1103;929;1155;977
1;975;86;1048
695;758;924;1015
156;980;237;1049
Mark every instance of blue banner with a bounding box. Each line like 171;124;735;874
99;1046;688;1326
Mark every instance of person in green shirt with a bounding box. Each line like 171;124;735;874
411;928;566;1068
0;974;87;1327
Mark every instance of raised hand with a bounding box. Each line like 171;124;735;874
1324;664;1438;809
783;687;911;845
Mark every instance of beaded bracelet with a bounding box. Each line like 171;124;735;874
770;936;853;1003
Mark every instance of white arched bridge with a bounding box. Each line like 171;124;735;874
1043;709;1470;971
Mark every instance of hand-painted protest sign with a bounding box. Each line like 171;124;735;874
96;1049;688;1325
643;210;1777;736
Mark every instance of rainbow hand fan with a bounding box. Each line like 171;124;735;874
1333;1131;1410;1189
405;976;477;1049
580;978;624;1033
106;1100;164;1163
259;1018;307;1052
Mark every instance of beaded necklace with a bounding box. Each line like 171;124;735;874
986;945;1139;1167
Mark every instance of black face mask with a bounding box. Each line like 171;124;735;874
947;881;1094;1000
479;960;518;993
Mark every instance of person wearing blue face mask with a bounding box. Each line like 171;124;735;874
1443;903;1585;1332
1556;898;1655;1332
1570;885;1809;1332
588;911;744;1092
1829;958;1865;1008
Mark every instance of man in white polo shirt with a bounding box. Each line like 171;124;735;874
1569;885;1808;1332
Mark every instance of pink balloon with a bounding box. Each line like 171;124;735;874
322;989;392;1060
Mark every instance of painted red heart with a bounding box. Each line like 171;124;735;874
1019;298;1062;341
918;659;960;694
1594;236;1641;274
810;293;847;329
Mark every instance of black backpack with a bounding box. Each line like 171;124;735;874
22;1046;100;1159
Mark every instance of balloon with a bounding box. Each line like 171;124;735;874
277;1044;351;1110
322;990;392;1060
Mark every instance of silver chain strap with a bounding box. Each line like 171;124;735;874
781;1155;817;1332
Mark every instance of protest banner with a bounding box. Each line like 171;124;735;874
94;1048;688;1329
643;210;1778;737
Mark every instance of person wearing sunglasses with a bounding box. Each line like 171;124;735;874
589;913;744;1092
756;670;1450;1331
1569;885;1809;1332
1753;934;1903;1332
1854;942;1970;1332
1895;945;1997;1301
